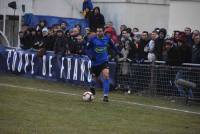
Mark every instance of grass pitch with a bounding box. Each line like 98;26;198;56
0;74;200;134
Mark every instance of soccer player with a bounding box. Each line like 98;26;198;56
86;27;122;102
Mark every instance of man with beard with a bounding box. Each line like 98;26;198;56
86;27;122;102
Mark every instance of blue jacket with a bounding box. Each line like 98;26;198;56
82;0;93;11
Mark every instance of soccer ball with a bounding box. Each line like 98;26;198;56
82;91;94;102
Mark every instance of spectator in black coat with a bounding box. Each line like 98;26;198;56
184;27;193;46
72;35;85;55
19;31;25;48
40;28;51;49
46;28;56;51
177;32;192;63
32;30;43;50
136;31;150;60
192;30;200;43
192;34;200;64
154;28;167;61
88;6;105;32
172;30;180;46
35;28;50;57
20;28;32;49
54;30;69;56
68;27;80;54
29;28;38;48
164;39;183;66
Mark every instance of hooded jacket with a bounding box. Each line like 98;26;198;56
88;7;105;32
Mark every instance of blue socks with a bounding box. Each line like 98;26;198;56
103;79;109;96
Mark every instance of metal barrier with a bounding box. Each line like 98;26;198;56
115;61;200;101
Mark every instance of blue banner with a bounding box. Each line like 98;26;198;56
23;14;89;31
0;47;116;87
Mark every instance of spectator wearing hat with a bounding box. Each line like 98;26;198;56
35;27;50;57
104;27;119;61
41;27;50;49
39;27;53;51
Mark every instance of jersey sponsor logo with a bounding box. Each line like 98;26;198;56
95;47;107;53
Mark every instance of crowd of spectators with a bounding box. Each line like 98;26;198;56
19;5;200;66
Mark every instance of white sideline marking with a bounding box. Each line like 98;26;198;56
0;83;200;115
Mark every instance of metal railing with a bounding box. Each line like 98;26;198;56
115;60;200;101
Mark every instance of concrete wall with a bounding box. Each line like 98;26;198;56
0;0;200;35
32;0;169;31
168;0;200;34
32;0;82;18
92;1;169;33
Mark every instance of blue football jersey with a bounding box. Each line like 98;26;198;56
87;35;119;66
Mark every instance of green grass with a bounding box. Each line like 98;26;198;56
0;74;200;134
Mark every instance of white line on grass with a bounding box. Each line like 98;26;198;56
0;83;200;115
